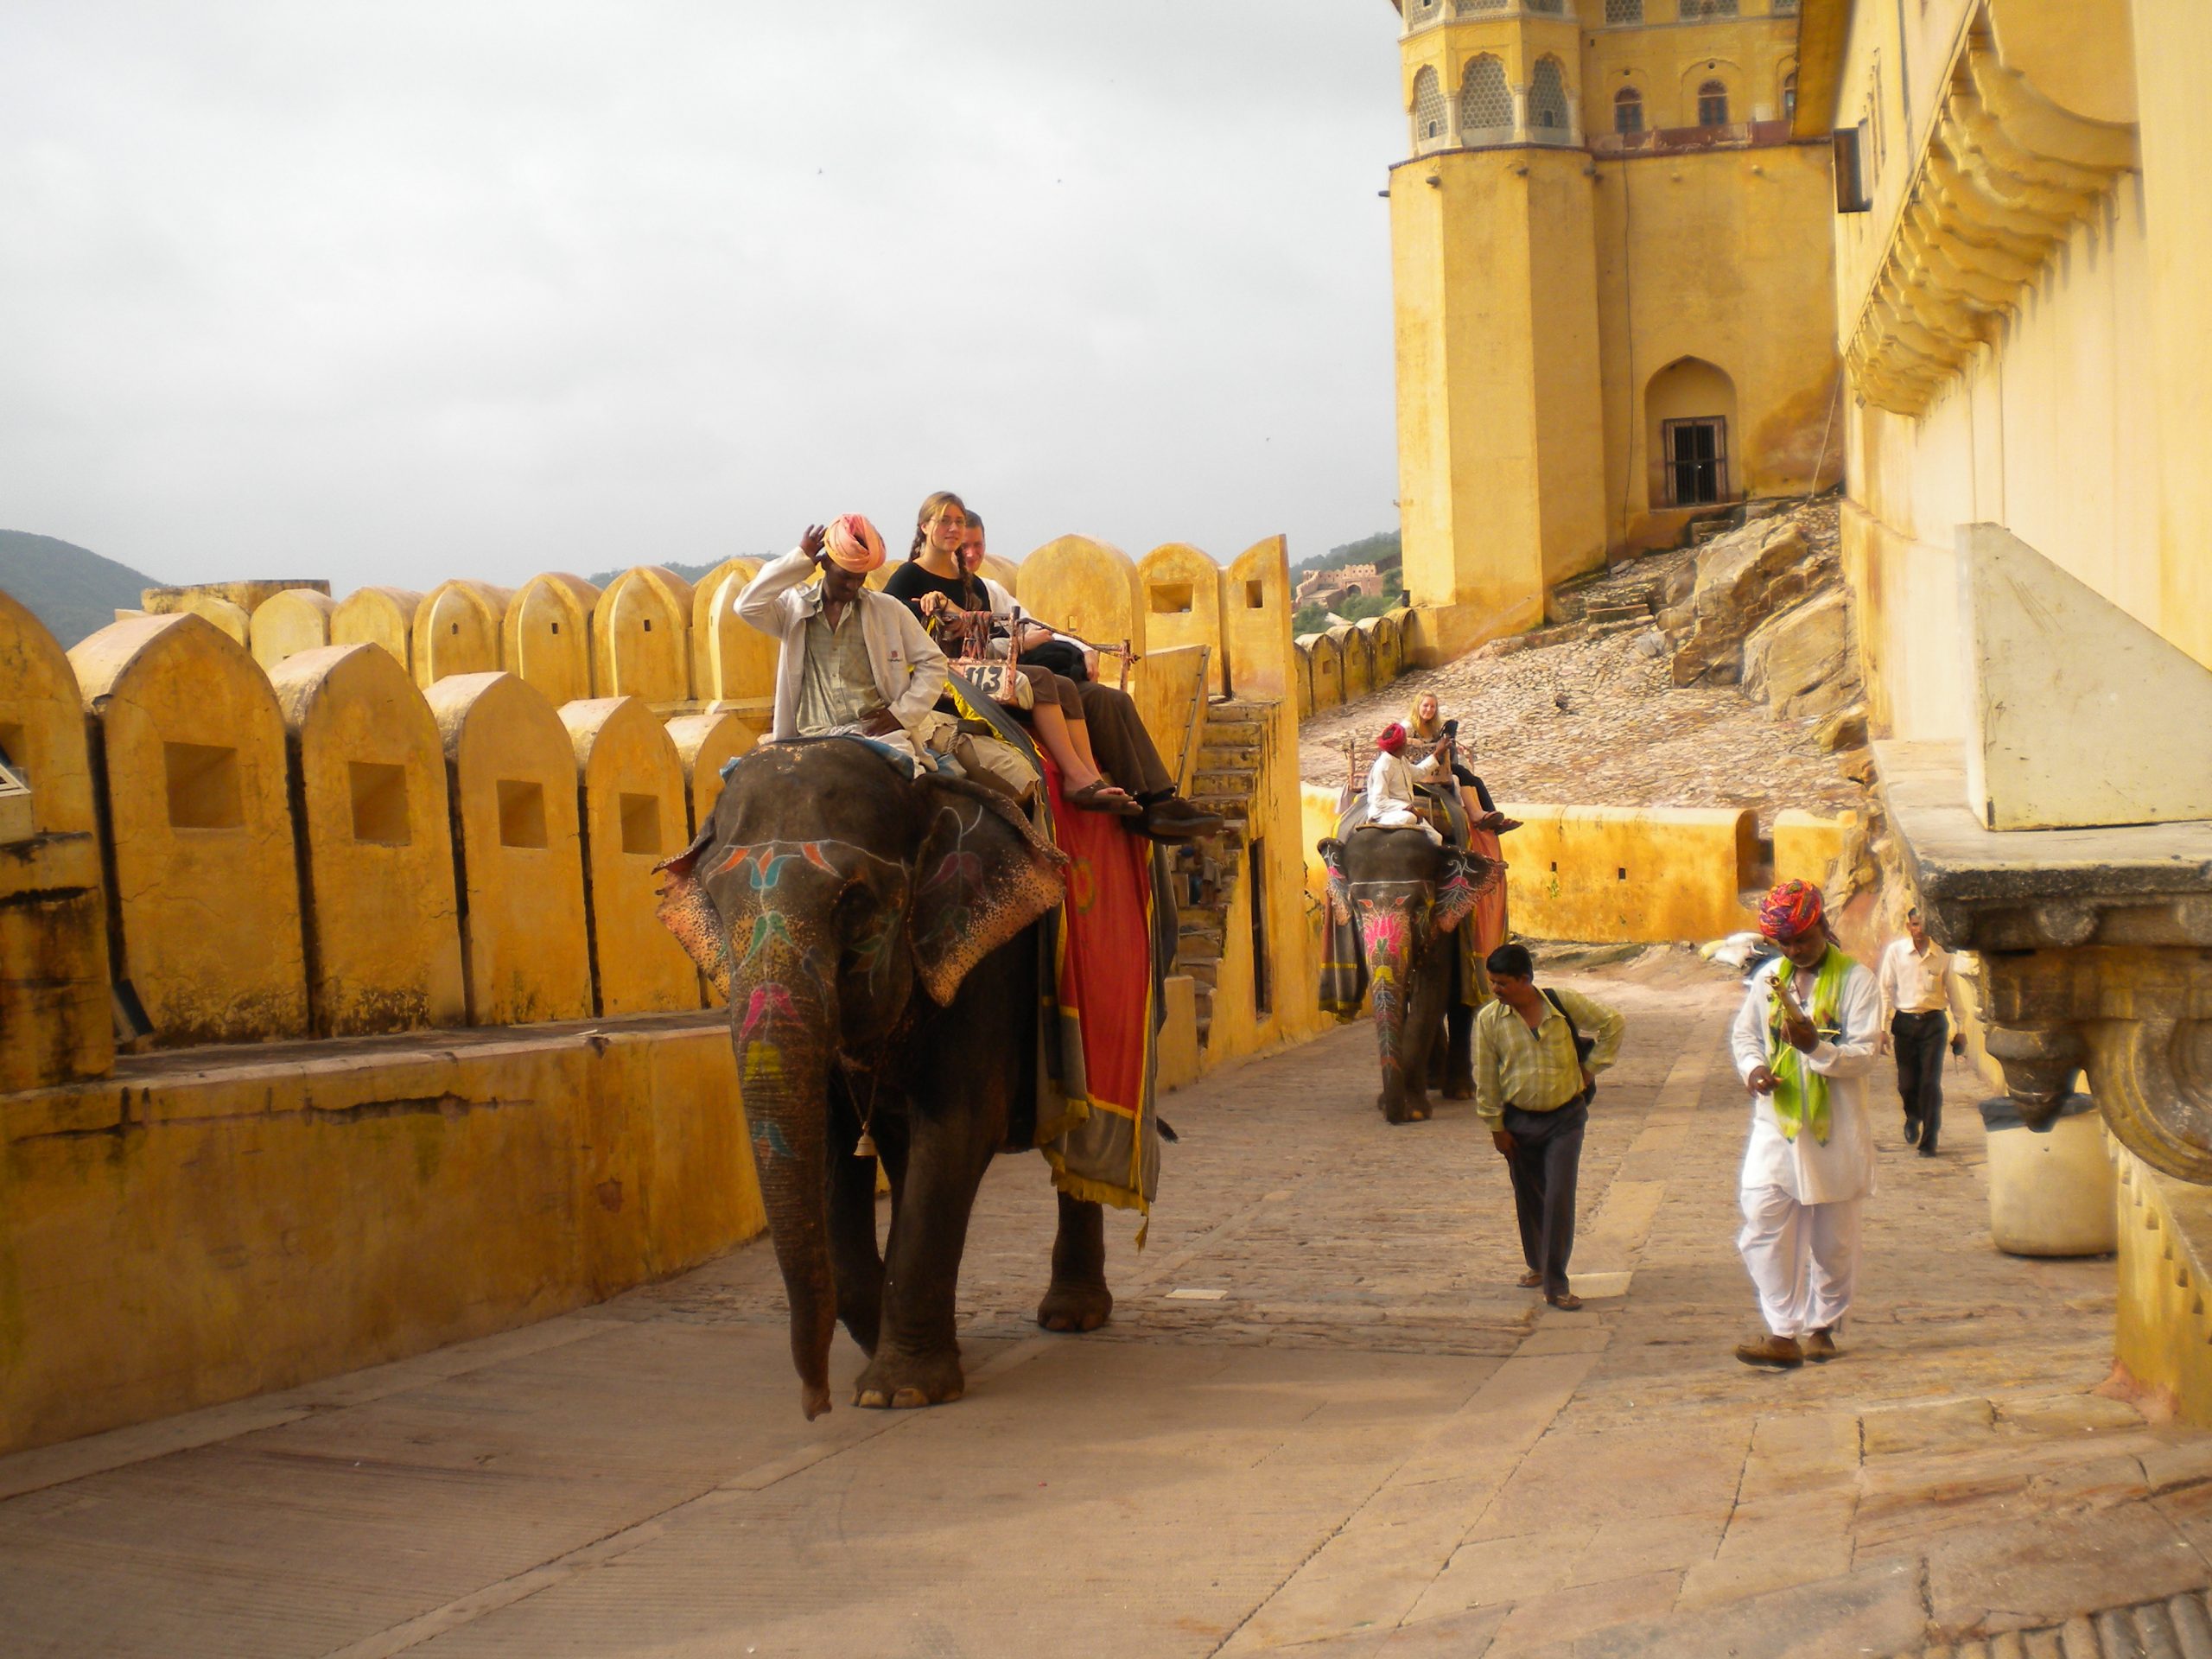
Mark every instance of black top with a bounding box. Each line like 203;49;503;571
883;562;989;625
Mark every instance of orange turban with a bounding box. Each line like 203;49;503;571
823;514;885;574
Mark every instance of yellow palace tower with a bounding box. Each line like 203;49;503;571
1386;0;1842;658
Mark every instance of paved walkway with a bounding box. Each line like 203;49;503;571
6;961;2209;1658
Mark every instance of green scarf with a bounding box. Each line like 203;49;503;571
1768;946;1851;1144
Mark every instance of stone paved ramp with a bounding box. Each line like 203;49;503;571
4;966;2210;1657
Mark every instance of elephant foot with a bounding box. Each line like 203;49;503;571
853;1349;965;1410
1381;1094;1430;1124
1038;1280;1114;1333
1407;1103;1432;1122
1442;1077;1473;1102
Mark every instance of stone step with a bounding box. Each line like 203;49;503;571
1200;718;1263;747
1195;747;1260;775
1585;599;1652;625
1190;769;1255;798
1191;794;1252;821
1208;699;1274;721
1182;958;1220;989
1589;617;1652;639
1179;919;1226;952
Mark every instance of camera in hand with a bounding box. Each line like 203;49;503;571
1441;718;1459;738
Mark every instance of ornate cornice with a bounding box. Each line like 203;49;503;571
1847;38;2137;416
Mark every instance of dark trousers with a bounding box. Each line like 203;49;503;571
1891;1010;1948;1150
1503;1097;1587;1296
1072;679;1174;796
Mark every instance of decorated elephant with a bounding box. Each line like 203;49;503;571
1318;828;1504;1124
658;739;1116;1421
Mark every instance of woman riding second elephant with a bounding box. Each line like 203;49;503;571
1407;691;1518;955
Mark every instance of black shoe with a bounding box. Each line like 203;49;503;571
1919;1141;1938;1158
1902;1118;1921;1147
1140;795;1225;842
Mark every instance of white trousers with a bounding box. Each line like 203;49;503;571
1737;1185;1863;1338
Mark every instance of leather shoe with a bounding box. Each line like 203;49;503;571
1902;1117;1921;1147
1803;1327;1838;1362
1516;1270;1543;1288
1735;1334;1804;1369
1140;795;1225;842
1918;1141;1938;1158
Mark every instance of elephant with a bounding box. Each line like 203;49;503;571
1318;828;1504;1125
657;738;1116;1421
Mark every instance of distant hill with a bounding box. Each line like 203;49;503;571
1293;530;1401;579
582;558;748;590
0;531;162;648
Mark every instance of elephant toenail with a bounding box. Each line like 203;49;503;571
891;1387;930;1408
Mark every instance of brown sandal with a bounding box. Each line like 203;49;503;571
1066;780;1144;817
1516;1271;1542;1289
1546;1293;1585;1312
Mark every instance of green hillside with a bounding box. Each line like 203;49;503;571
0;531;162;648
1292;529;1401;579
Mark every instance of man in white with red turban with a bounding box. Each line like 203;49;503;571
1731;880;1881;1370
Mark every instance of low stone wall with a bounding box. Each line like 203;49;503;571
1498;803;1758;944
0;1012;762;1456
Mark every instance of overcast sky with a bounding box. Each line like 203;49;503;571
1;2;1406;592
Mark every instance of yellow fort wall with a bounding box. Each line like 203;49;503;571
426;672;594;1028
0;1014;765;1456
413;580;512;689
594;566;695;708
0;589;112;1094
248;588;339;672
330;586;422;677
1138;543;1228;696
70;613;311;1046
268;644;468;1037
1224;536;1295;704
504;573;599;709
1497;803;1758;944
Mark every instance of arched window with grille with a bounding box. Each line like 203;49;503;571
1681;0;1738;16
1528;59;1571;137
1525;0;1564;13
1452;0;1508;13
1614;86;1644;136
1697;79;1730;127
1782;70;1798;123
1407;0;1441;22
1412;66;1447;147
1605;0;1644;21
1459;56;1512;141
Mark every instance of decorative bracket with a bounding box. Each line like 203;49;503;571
1878;741;2212;1182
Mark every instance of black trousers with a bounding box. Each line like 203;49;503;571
1071;679;1173;797
1891;1010;1948;1149
1503;1097;1587;1296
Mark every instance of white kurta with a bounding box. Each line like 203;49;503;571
1729;956;1880;1205
1730;953;1880;1338
1364;749;1442;836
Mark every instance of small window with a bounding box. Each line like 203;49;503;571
1697;80;1731;128
1245;580;1267;608
1412;65;1447;144
619;791;663;857
348;761;410;846
1605;0;1643;20
1529;60;1571;133
1782;70;1797;123
1614;87;1644;135
1459;57;1512;137
1662;418;1729;507
1150;582;1194;615
642;617;652;632
497;779;549;849
164;741;243;831
1833;124;1873;213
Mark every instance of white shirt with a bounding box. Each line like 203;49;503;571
734;549;949;743
1730;954;1880;1205
1878;936;1961;1023
1364;747;1441;830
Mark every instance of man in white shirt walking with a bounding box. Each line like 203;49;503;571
1732;880;1879;1370
1876;906;1967;1157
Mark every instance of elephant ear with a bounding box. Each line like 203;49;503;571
656;823;734;1001
1433;847;1506;937
1318;837;1352;925
910;779;1069;1007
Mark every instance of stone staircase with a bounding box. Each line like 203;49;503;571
1170;698;1269;1049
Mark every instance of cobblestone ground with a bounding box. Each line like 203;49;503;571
4;963;2208;1658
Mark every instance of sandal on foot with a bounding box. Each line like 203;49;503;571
1516;1270;1543;1289
1546;1292;1584;1312
1066;780;1144;817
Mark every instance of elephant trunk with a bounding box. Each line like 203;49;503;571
735;973;839;1420
1362;909;1416;1109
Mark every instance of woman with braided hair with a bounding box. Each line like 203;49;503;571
1729;880;1879;1370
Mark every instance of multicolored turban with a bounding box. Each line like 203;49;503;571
1376;721;1408;755
1758;879;1826;942
823;514;886;574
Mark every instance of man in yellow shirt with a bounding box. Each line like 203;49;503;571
1475;944;1626;1311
